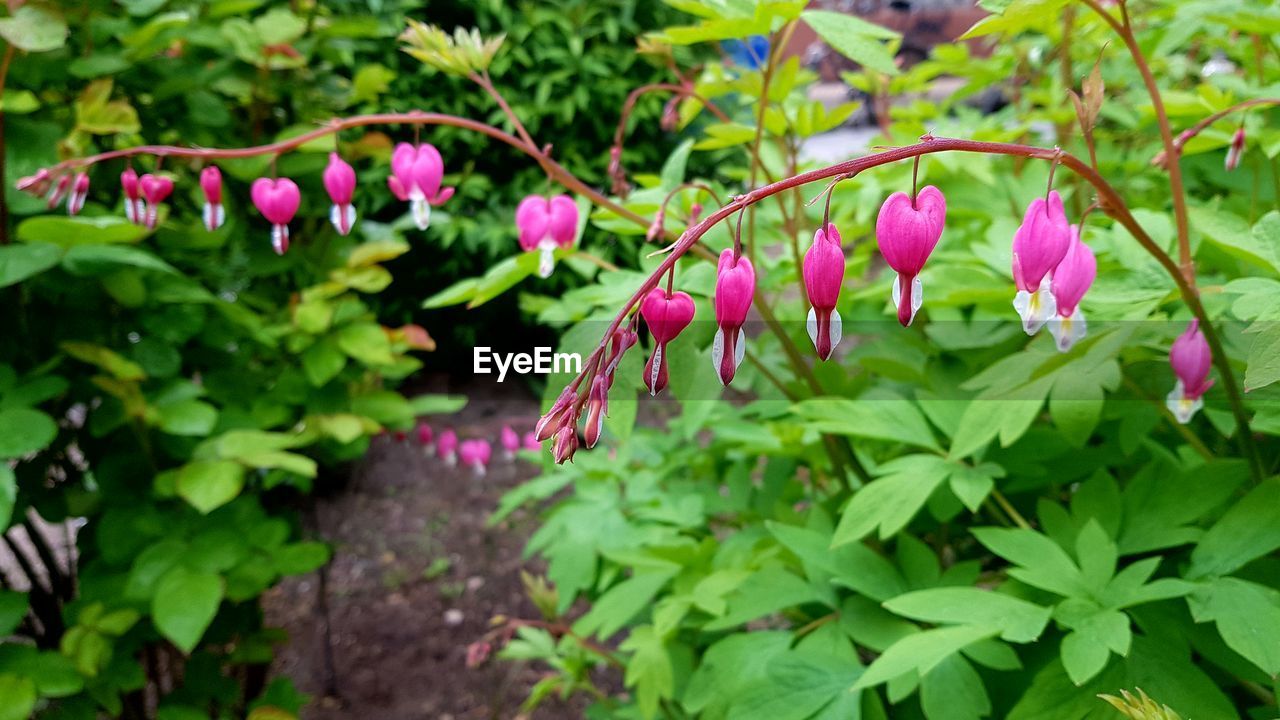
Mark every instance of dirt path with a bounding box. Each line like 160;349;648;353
264;383;579;719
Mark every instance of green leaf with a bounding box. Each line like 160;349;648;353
574;569;676;639
768;521;906;601
1244;323;1280;392
407;394;467;415
659;138;695;191
961;0;1069;38
730;651;863;720
347;239;410;267
1191;207;1280;276
884;588;1051;643
273;542;330;575
619;626;674;720
62;244;178;276
971;527;1088;598
1188;479;1280;579
801;10;900;75
421;277;478;309
792;391;940;451
832;454;950;544
61;341;146;380
0;243;61;288
152;567;224;653
158;400;218;437
0;6;68;52
336;323;394;365
0;407;57;458
1059;610;1129;685
175;460;245;514
17;215;151;247
0;674;36;720
921;654;990;720
1187;577;1280;676
301;338;346;386
0;591;26;635
854;625;998;690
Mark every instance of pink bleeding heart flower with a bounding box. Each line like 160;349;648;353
552;425;578;464
712;250;756;386
500;425;520;460
324;153;358;236
583;375;609;450
437;428;459;465
515;194;579;278
250;177;301;255
1225;127;1245;172
875;186;946;327
640;287;696;396
459;439;492;477
387;142;454;230
1166;319;1214;424
139;174;174;230
66;173;89;216
200;166;225;232
1047;226;1097;353
46;173;71;210
120;168;144;224
803;222;846;360
522;430;540;451
1011;190;1072;335
415;422;434;453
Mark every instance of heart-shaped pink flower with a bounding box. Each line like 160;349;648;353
200;166;225;232
388;142;454;230
712;250;756;386
515;194;579;277
251;177;301;254
640;287;695;396
138;174;174;229
875;186;946;327
803;222;846;360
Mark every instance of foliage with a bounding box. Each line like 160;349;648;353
0;1;460;717
486;1;1280;719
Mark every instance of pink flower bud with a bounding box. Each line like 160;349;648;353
66;173;89;216
712;249;756;386
1011;190;1072;334
803;223;846;360
388;142;453;230
646;211;666;242
552;425;578;464
250;177;301;255
200;166;225;232
17;168;51;196
516;195;579;278
415;422;434;450
640;287;696;396
500;425;519;451
660;96;680;132
583;376;608;449
459;439;492;477
437;428;458;465
1047;226;1096;352
1225;127;1245;172
536;387;577;442
119;168;143;224
324;153;358;236
138;174;174;229
46;173;71;209
1166;319;1214;423
689;203;703;225
605;326;639;382
875;186;946;327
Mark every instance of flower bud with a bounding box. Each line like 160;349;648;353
1225;127;1245;172
536;387;577;441
583;376;608;449
200;166;225;231
803;223;846;360
1166;319;1214;424
712;250;756;386
66;173;90;216
324;153;358;235
552;425;578;464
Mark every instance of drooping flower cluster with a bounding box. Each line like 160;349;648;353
19;141;458;256
401;421;541;477
1008;191;1099;351
515;194;579;278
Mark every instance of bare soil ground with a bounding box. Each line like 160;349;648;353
263;382;586;720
